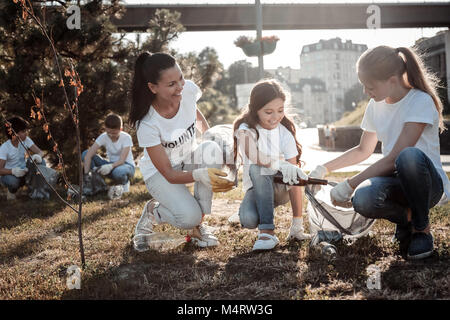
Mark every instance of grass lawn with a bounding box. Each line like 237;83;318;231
0;170;449;300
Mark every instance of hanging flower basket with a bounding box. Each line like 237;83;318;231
234;35;279;57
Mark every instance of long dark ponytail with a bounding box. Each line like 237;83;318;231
129;51;176;129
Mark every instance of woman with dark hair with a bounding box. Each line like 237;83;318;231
129;52;234;251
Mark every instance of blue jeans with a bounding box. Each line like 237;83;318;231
82;150;135;185
1;175;26;193
1;159;47;193
239;164;290;230
352;147;443;231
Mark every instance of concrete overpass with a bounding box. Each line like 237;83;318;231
111;2;450;32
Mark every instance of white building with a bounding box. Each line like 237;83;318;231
300;38;367;123
235;83;256;110
289;78;328;126
266;67;301;84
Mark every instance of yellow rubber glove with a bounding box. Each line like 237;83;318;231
209;168;235;192
192;168;235;192
212;184;235;192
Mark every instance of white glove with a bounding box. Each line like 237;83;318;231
12;167;28;178
98;164;113;175
279;161;308;185
308;165;328;194
309;165;328;179
31;154;42;164
330;179;355;208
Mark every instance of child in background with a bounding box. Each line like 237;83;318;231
233;79;311;251
82;113;135;192
309;46;450;260
0;116;45;200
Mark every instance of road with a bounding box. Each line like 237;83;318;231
297;128;450;172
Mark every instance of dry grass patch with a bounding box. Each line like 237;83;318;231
0;172;448;300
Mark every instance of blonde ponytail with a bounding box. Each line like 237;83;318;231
397;47;445;132
357;45;445;132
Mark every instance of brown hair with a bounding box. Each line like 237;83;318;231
104;113;122;129
357;45;445;132
4;116;29;139
232;79;303;165
129;52;177;129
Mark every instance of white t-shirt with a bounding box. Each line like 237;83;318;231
0;137;35;169
95;131;135;167
235;122;299;192
361;88;450;201
137;80;202;181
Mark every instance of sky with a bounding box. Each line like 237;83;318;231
123;0;449;70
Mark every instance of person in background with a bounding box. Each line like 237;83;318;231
0;116;45;200
82;113;135;193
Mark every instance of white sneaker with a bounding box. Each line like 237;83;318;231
252;233;279;251
190;224;219;247
286;226;312;241
122;181;130;193
7;190;16;200
227;211;240;225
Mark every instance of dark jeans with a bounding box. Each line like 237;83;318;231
1;159;47;193
82;150;135;185
352;147;443;231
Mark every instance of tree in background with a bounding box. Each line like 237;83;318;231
1;2;237;177
343;82;366;113
215;60;270;108
176;47;238;126
0;0;131;180
138;9;185;54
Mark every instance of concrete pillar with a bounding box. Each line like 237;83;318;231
445;30;450;103
256;0;264;80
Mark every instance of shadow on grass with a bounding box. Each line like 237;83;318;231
369;252;450;299
299;235;390;299
217;248;303;300
60;242;214;299
0;192;68;229
0;196;140;265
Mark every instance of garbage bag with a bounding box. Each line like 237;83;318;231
82;168;108;196
25;159;59;200
306;183;374;239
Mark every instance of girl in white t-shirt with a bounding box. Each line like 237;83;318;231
0;116;45;200
309;46;449;260
233;79;310;251
128;52;234;251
